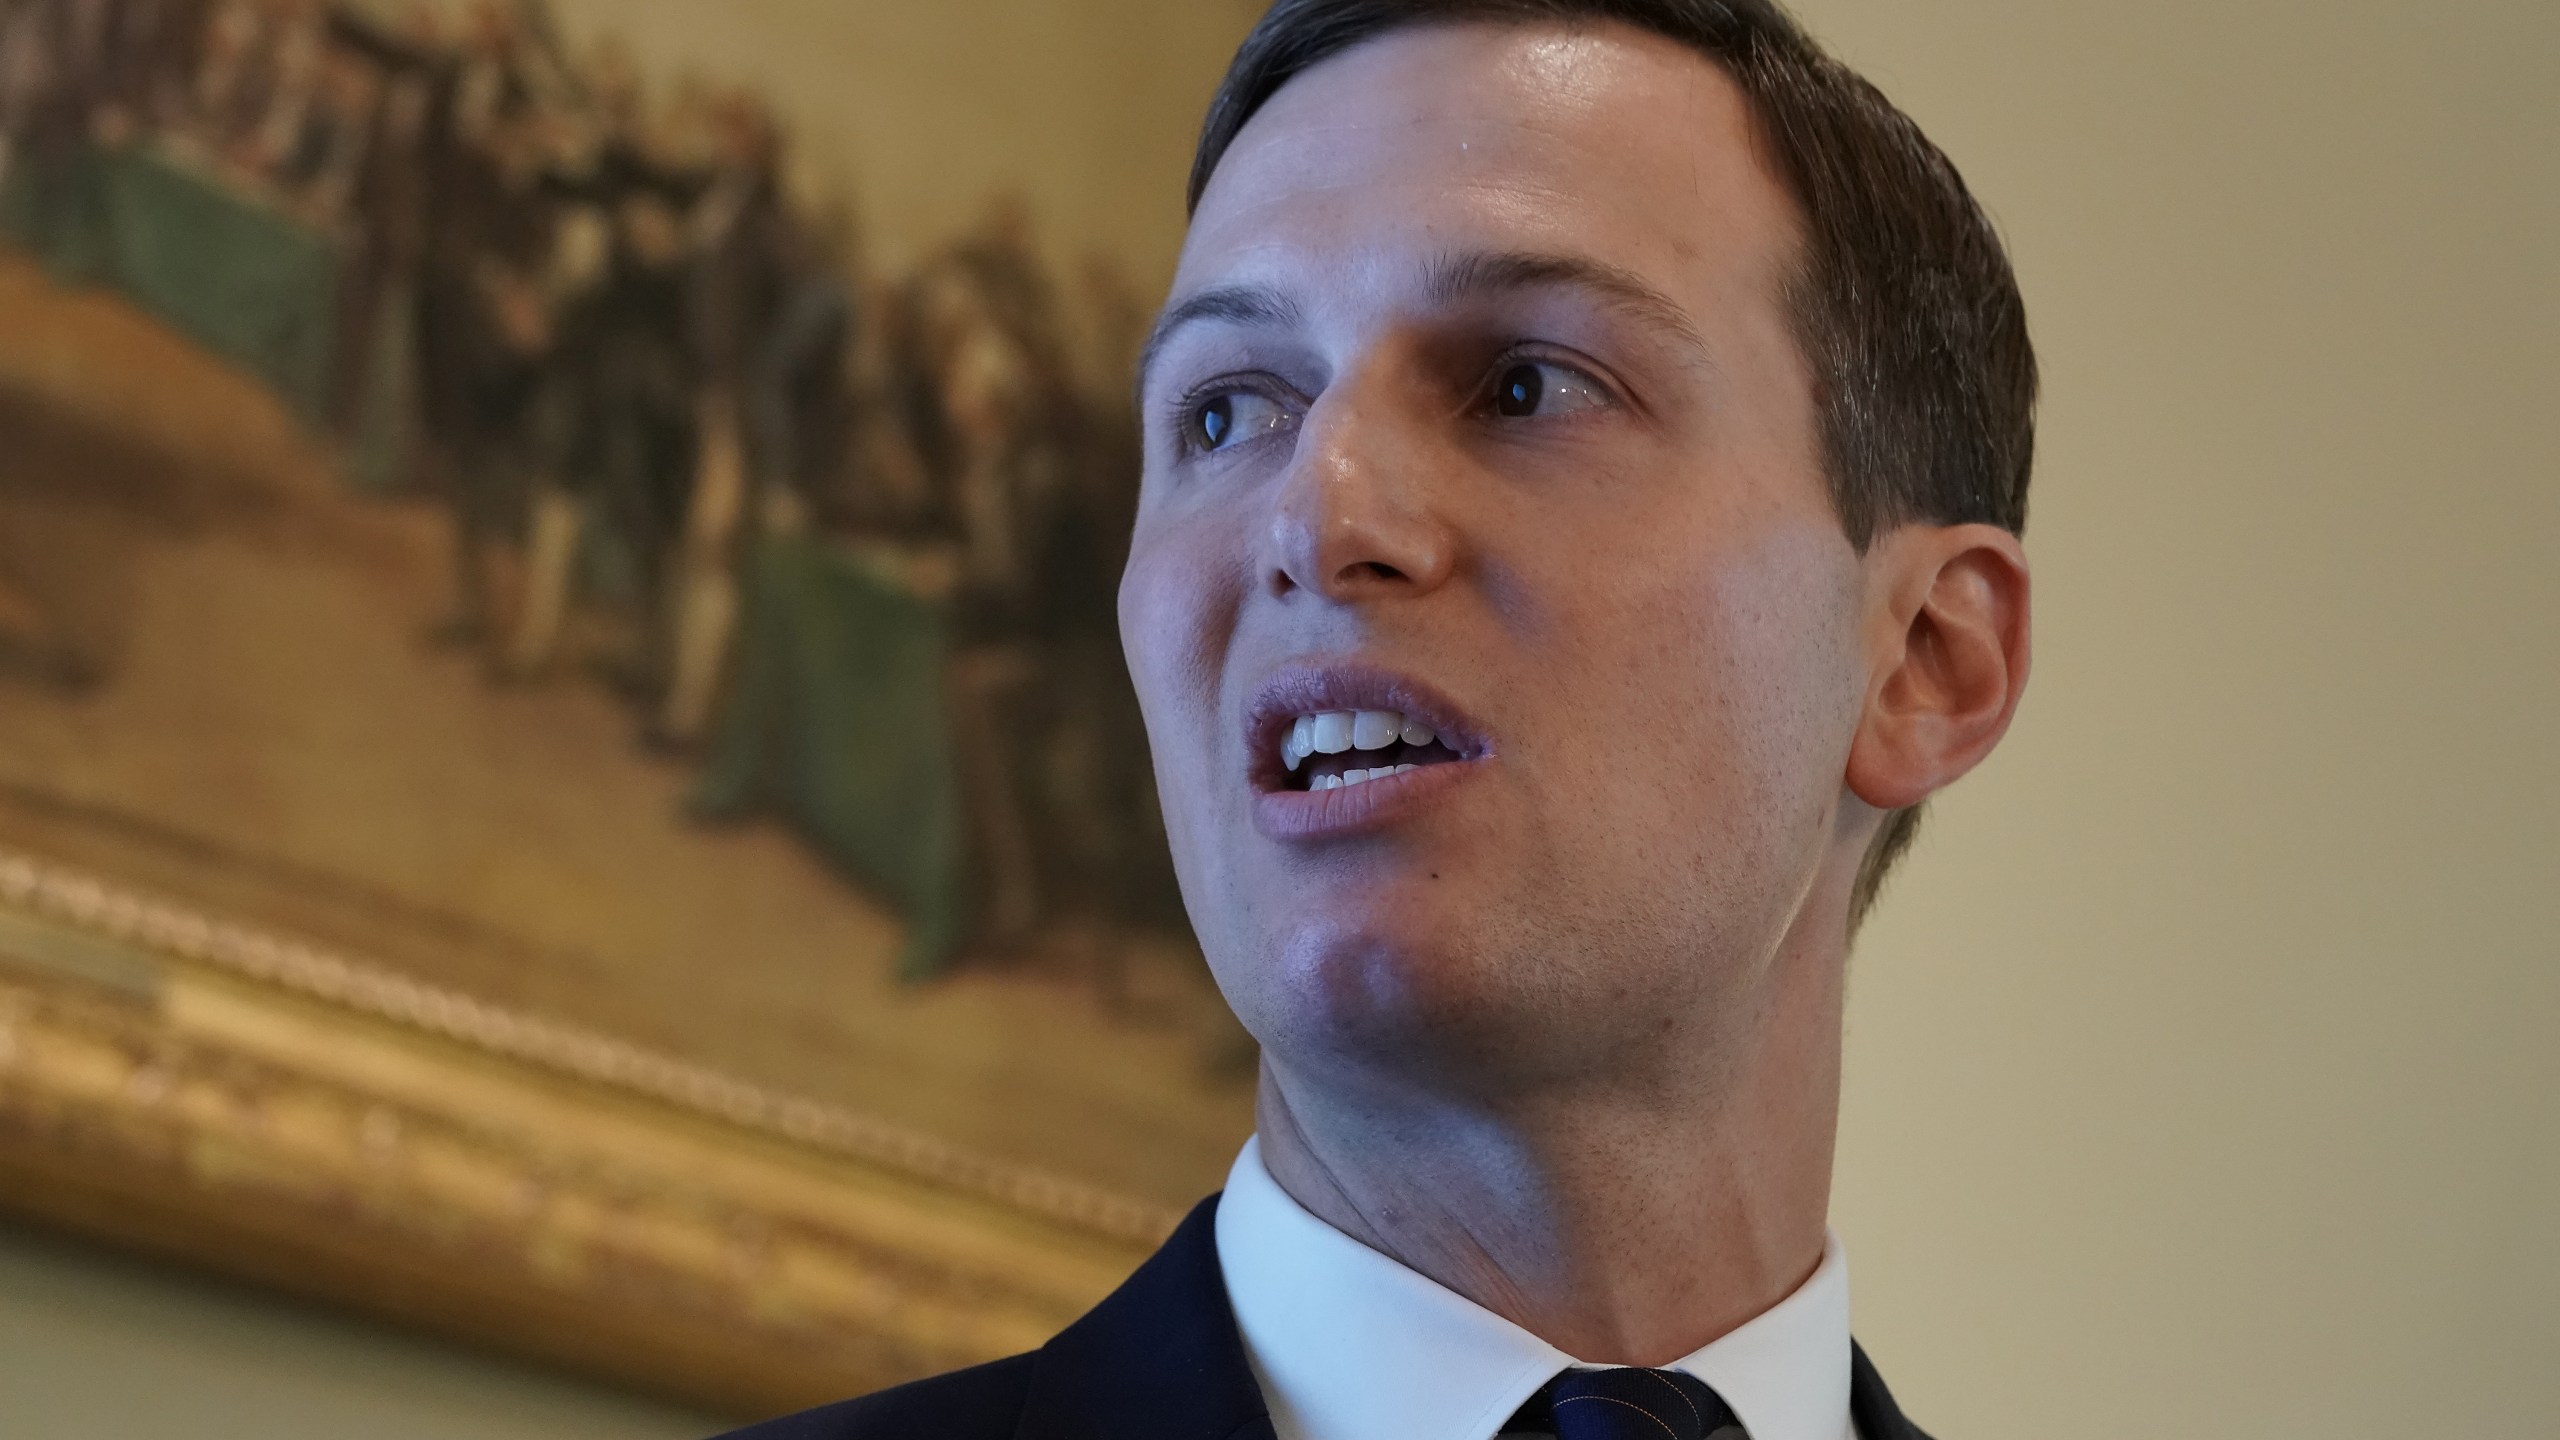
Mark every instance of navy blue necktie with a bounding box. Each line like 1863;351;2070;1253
1503;1367;1743;1440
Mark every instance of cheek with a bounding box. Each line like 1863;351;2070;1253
1550;521;1866;891
1118;518;1248;849
1118;520;1239;739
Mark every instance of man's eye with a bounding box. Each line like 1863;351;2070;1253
1188;391;1290;452
1490;361;1609;419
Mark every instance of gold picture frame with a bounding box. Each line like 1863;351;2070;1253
0;845;1173;1418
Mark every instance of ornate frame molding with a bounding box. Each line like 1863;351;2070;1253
0;847;1172;1418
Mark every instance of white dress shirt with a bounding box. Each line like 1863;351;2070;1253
1215;1136;1858;1440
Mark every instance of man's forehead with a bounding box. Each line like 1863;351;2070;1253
1170;20;1795;334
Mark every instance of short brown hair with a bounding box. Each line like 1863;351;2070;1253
1187;0;2037;930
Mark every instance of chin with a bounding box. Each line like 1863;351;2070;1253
1229;898;1551;1079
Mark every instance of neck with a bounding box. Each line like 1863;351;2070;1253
1251;921;1845;1367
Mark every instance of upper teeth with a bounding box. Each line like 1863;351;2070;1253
1283;709;1438;772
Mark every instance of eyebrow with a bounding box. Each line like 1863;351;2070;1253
1425;250;1712;364
1135;248;1711;403
1135;284;1304;406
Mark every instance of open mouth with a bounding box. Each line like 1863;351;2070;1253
1275;708;1469;792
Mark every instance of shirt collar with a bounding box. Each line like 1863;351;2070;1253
1215;1136;1855;1440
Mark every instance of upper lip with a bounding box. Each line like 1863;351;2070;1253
1243;661;1490;790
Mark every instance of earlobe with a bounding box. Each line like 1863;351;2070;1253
1844;524;2032;812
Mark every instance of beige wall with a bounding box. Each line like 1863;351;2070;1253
5;1;2550;1436
0;1220;724;1437
1810;1;2558;1435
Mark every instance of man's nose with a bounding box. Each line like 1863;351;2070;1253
1262;375;1458;603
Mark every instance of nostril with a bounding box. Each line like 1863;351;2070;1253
1345;561;1406;584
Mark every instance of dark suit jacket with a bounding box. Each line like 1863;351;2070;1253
720;1195;1933;1440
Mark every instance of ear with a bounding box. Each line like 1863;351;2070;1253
1845;524;2032;812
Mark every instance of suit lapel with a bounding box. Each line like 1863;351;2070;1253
1015;1195;1276;1440
1848;1340;1933;1440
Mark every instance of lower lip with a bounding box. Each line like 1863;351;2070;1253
1251;760;1482;841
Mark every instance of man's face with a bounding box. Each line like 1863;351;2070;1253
1122;23;1873;1090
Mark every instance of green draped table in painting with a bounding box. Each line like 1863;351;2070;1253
0;141;340;421
693;533;970;981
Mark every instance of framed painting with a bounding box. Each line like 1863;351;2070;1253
0;0;1253;1416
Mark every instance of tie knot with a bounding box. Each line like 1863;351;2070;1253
1525;1367;1740;1440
